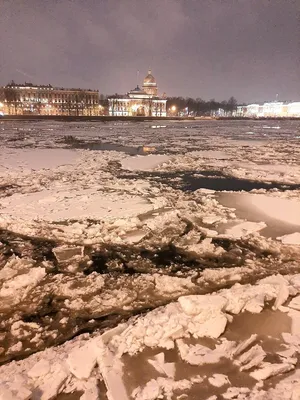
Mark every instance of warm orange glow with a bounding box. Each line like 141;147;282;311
131;104;141;112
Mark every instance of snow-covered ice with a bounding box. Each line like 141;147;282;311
224;221;266;239
244;194;300;226
1;274;300;398
0;148;80;172
0;188;155;222
0;119;300;399
121;154;170;171
277;232;300;245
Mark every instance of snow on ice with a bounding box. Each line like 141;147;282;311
121;154;171;171
0;148;80;172
1;120;300;399
1;274;300;398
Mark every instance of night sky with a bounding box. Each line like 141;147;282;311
1;0;299;103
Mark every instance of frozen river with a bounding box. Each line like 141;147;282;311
0;119;300;399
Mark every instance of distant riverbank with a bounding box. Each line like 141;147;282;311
1;115;299;122
0;115;188;122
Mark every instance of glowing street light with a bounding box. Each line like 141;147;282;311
171;105;176;112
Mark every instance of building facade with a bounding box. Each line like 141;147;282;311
235;101;300;118
0;82;100;116
108;70;167;117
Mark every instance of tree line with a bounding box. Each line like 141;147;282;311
166;96;238;115
101;94;238;115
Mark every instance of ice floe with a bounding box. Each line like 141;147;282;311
121;154;171;171
1;273;300;398
1;120;300;399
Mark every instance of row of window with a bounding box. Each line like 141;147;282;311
110;111;167;116
112;106;166;111
8;93;98;102
8;104;99;110
7;98;98;104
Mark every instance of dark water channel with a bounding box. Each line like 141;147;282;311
0;226;280;365
82;142;146;155
73;141;148;155
121;170;300;192
182;171;300;192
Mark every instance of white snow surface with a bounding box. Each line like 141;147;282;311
224;221;266;239
1;120;300;399
244;194;300;226
1;273;300;399
0;188;154;222
277;232;300;245
0;148;80;172
189;150;232;160
121;154;170;171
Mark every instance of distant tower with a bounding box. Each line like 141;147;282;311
142;69;158;96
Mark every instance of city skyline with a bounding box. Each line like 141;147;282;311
1;0;299;103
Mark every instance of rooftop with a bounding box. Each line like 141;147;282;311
4;81;98;92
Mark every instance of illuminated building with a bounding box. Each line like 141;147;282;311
287;102;300;117
0;82;100;116
236;101;300;118
108;70;167;117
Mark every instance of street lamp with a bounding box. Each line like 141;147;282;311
169;105;177;116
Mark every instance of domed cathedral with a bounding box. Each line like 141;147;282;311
108;69;167;117
142;69;158;96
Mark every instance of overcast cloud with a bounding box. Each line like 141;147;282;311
0;0;299;102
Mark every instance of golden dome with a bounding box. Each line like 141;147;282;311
143;69;156;85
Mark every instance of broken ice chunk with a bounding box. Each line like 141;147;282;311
38;363;69;400
28;359;51;378
288;309;300;334
288;295;300;311
132;377;192;400
208;374;230;387
225;221;266;239
67;343;97;379
233;334;257;357
177;339;236;366
250;362;294;381
222;387;250;399
80;378;99;400
243;295;265;313
178;294;227;316
53;245;84;263
147;353;176;379
273;283;290;310
277;232;300;245
0;382;32;400
236;344;266;371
